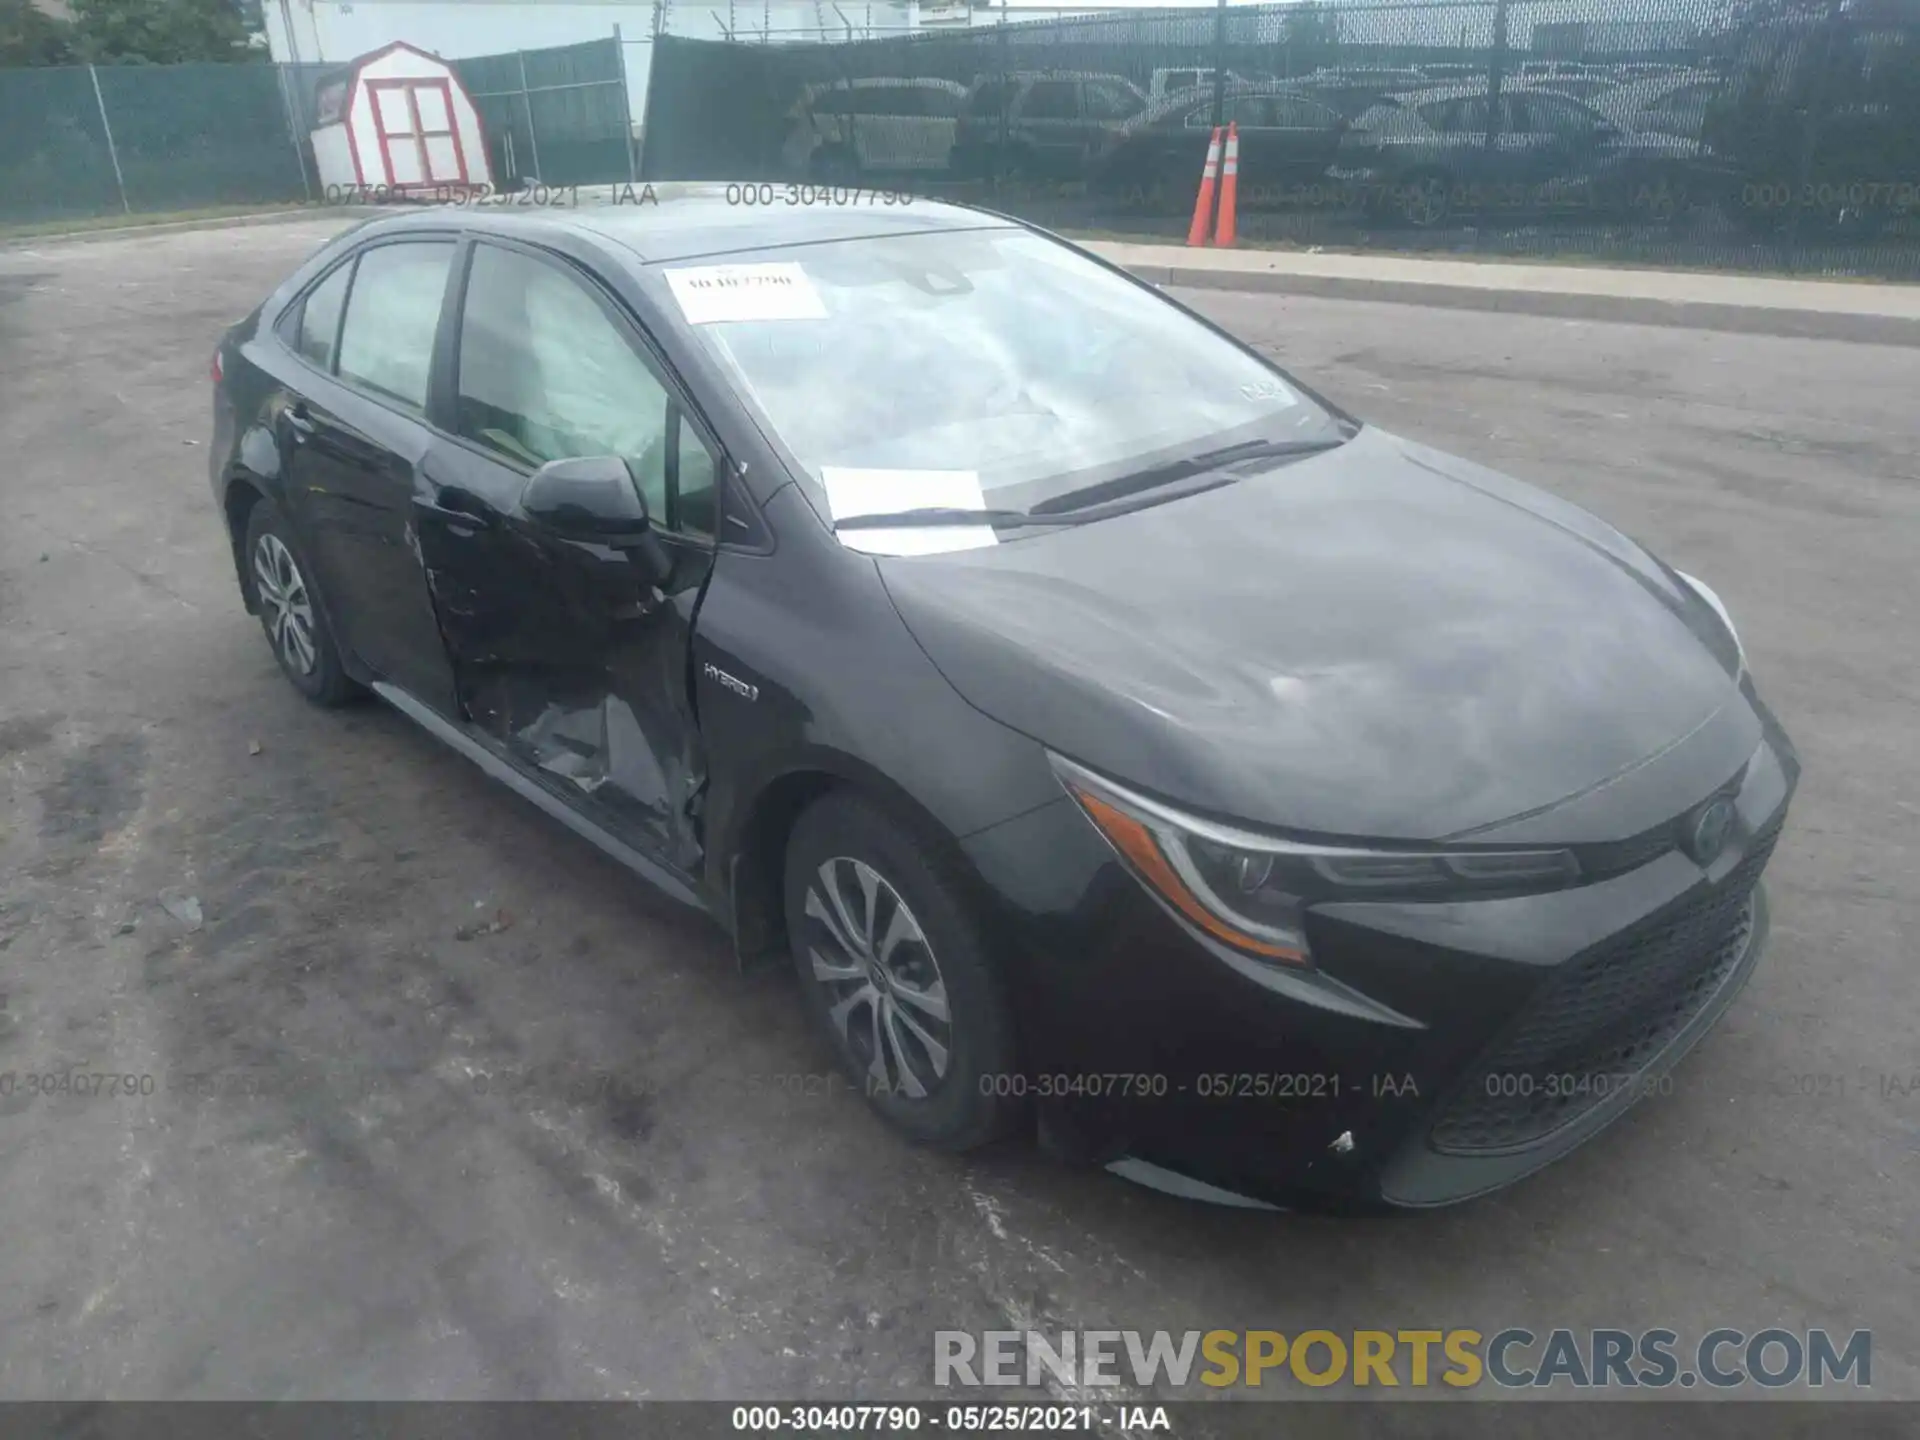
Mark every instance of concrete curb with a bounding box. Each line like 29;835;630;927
1116;260;1920;348
0;205;375;253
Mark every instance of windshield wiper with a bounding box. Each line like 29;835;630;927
831;435;1348;533
1030;436;1348;516
834;507;1080;530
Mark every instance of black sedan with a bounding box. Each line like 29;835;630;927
209;190;1796;1210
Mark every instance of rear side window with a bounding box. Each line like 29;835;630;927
1021;81;1080;121
293;262;351;371
855;87;926;118
335;241;455;414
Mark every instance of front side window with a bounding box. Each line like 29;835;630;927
335;241;455;413
457;243;715;538
676;228;1339;518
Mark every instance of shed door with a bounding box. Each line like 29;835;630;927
371;79;468;187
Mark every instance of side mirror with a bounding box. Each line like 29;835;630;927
521;455;653;547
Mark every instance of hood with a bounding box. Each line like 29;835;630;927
878;427;1745;842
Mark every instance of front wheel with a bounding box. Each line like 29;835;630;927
783;792;1021;1151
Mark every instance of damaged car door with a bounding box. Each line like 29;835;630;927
414;237;720;870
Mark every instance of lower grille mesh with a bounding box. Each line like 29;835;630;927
1429;820;1781;1156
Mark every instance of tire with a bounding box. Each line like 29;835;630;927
243;495;358;707
783;791;1021;1151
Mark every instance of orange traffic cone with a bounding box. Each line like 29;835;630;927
1186;126;1223;247
1215;121;1240;248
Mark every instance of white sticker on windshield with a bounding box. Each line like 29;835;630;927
820;467;997;555
821;467;984;520
665;263;826;325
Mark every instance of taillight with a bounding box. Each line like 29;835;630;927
210;349;224;385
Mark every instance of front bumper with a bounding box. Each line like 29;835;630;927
962;725;1797;1210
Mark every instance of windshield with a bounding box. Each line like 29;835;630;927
659;228;1339;518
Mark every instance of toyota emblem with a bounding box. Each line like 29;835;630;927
1685;797;1737;866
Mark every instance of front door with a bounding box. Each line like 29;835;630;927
413;238;721;869
277;237;461;713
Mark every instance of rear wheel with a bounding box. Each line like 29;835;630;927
244;496;358;707
783;792;1021;1151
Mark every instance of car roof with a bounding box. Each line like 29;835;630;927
344;184;1015;266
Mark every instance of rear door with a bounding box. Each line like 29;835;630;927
275;236;462;713
414;237;722;866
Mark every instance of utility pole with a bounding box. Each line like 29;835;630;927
1210;0;1228;130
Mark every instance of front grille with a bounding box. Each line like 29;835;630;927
1429;818;1782;1156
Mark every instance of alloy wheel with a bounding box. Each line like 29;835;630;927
253;533;317;676
803;856;954;1098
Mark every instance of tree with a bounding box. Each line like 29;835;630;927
70;0;254;63
0;0;77;65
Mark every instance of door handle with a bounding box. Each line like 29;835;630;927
430;486;496;529
284;403;316;438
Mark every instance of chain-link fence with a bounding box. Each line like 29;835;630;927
0;36;632;227
0;62;311;225
638;0;1920;279
455;37;637;189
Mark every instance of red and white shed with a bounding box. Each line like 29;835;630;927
309;42;492;195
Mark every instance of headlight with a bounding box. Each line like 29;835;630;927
1677;570;1746;677
1052;756;1579;967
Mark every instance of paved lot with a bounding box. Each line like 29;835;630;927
0;217;1915;1404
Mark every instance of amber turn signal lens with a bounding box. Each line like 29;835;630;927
1073;788;1308;965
